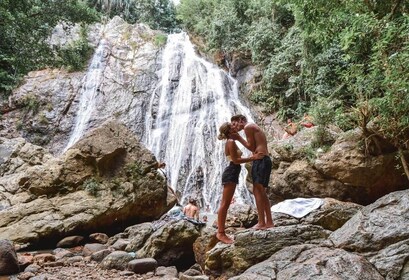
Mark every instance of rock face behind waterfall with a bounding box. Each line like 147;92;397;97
0;121;176;247
1;16;163;153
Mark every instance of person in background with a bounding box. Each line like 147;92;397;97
183;198;200;221
230;114;274;230
282;118;298;139
216;122;264;244
299;113;314;128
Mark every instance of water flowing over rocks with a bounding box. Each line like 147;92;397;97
0;121;175;248
2;16;163;154
1;16;257;210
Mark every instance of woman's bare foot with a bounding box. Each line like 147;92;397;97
216;232;234;244
252;223;266;230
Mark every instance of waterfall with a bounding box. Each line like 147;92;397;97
64;39;110;151
143;33;255;212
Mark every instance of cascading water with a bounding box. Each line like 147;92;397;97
143;33;256;212
64;39;110;151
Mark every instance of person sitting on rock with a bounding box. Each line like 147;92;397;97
299;113;314;128
183;198;200;221
282;118;298;139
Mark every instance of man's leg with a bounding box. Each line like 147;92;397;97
252;183;266;229
261;188;274;228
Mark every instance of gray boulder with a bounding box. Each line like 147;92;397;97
0;239;19;275
231;244;383;280
330;189;409;279
0;121;176;247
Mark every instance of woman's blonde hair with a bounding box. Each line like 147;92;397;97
218;122;231;140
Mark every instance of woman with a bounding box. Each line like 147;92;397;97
216;122;263;244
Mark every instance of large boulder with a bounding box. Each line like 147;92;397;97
269;129;408;205
136;219;202;268
0;239;19;275
204;224;331;278
231;244;383;280
330;189;409;279
0;121;176;247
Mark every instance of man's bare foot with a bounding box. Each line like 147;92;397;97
216;232;234;244
265;223;275;229
252;223;266;230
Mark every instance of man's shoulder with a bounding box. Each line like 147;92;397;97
245;122;260;131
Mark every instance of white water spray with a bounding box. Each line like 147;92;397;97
64;39;110;151
143;33;255;211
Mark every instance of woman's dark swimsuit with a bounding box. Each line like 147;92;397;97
222;162;241;185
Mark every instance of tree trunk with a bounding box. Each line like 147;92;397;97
398;147;409;181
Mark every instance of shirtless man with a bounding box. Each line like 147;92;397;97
183;198;199;221
230;114;274;229
283;118;297;139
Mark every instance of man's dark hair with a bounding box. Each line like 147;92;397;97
231;114;247;122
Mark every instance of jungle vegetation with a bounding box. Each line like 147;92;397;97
177;0;409;178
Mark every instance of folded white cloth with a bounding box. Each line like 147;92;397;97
271;198;324;218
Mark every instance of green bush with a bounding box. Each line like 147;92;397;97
84;178;101;196
154;33;168;47
57;26;93;72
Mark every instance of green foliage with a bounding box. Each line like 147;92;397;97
126;161;143;182
177;0;409;153
56;25;93;72
22;94;40;114
0;0;99;95
153;33;168;47
310;97;339;147
88;0;179;32
84;177;101;196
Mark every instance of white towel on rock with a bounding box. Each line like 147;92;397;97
271;198;324;218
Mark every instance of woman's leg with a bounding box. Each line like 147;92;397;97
216;182;236;244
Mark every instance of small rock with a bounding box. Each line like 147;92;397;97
66;256;83;264
33;253;55;264
156;266;178;278
83;243;108;256
56;236;84;248
90;249;112;262
24;264;41;273
17;253;34;271
53;248;74;260
179;275;209;280
17;271;35;280
110;239;129;251
127;258;157;274
29;274;48;280
89;233;109;244
99;251;134;270
0;239;19;275
43;261;64;267
119;270;135;276
183;268;201;276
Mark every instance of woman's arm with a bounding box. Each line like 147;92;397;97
227;140;262;164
